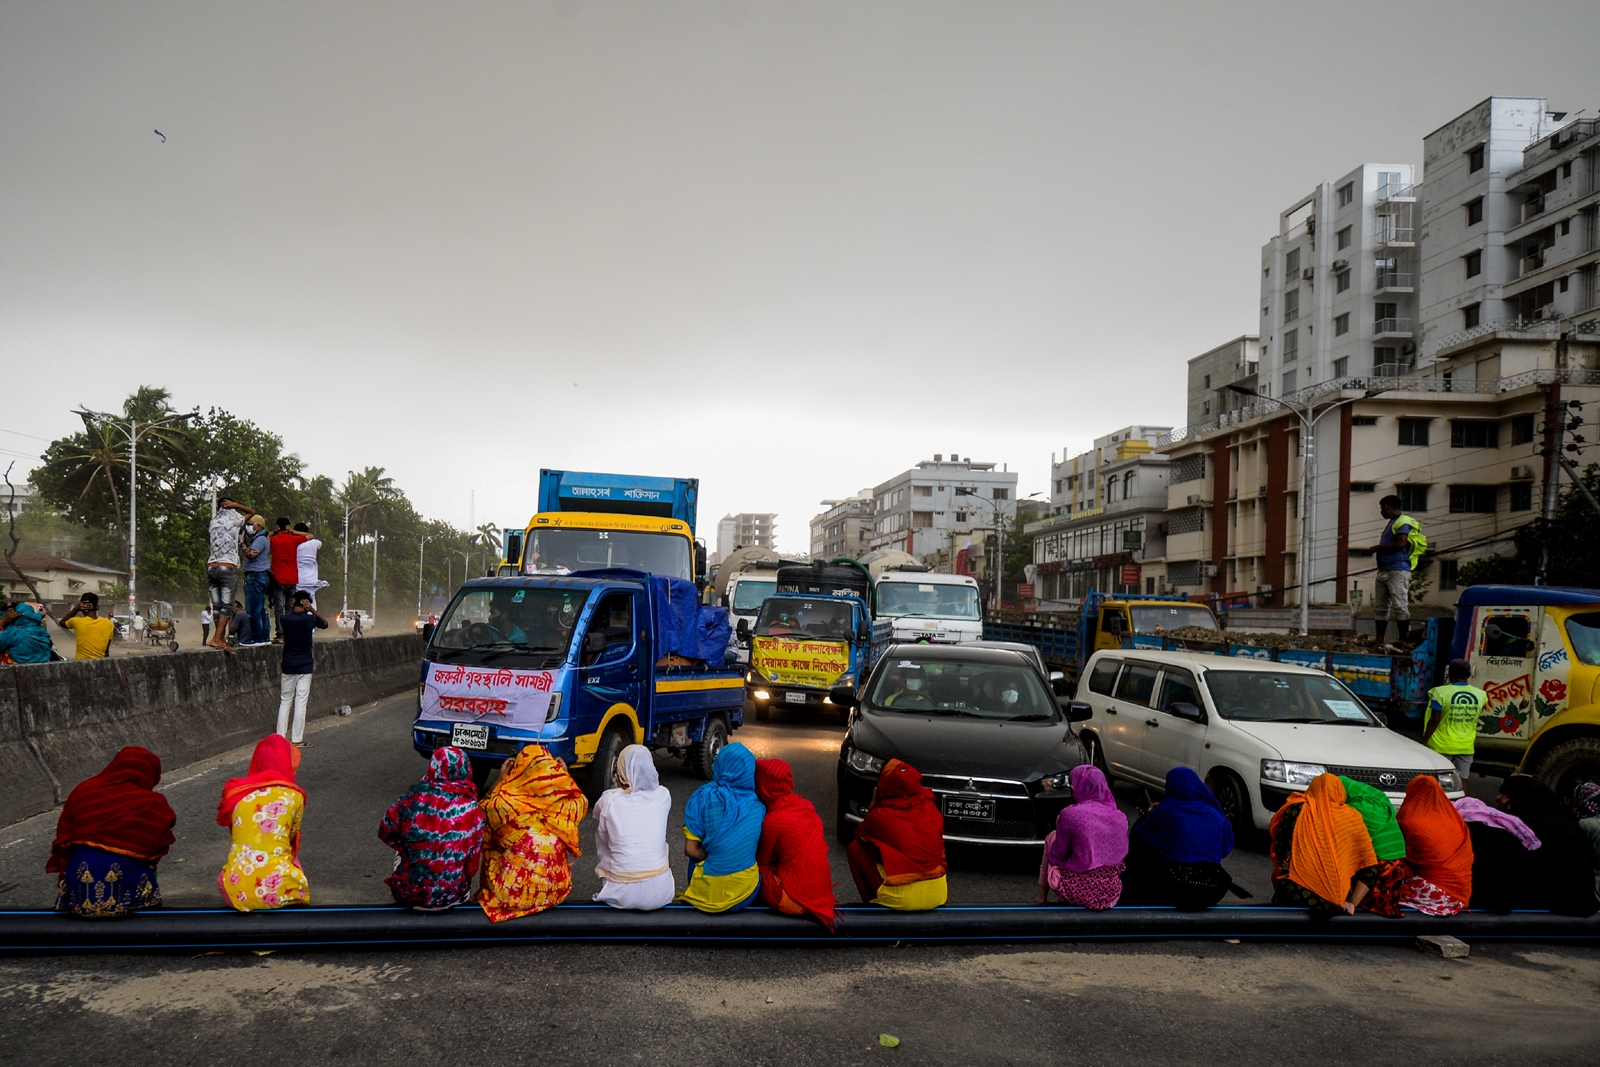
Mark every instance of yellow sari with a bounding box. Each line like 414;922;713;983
477;745;588;922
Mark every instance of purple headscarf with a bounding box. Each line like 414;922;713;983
1045;765;1129;874
1454;796;1541;851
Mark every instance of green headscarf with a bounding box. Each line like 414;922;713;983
1338;776;1406;860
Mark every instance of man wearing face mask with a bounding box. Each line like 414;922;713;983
881;663;933;709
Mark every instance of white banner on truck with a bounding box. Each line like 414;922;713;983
420;662;559;727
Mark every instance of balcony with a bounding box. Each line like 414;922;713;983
1374;225;1415;249
1373;360;1417;378
1373;317;1414;339
1375;272;1414;294
1522;195;1547;223
1375;182;1417;202
1521;252;1545;277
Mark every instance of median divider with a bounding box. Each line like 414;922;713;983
0;635;423;827
0;903;1594;954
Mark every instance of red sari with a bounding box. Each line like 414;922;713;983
48;747;176;873
754;758;837;928
848;759;947;902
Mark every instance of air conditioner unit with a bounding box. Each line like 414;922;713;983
1302;268;1316;280
1186;494;1203;506
1332;259;1349;272
1257;485;1268;497
1202;564;1220;578
1511;464;1535;480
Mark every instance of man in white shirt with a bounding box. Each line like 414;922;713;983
207;495;254;649
292;523;328;607
200;606;213;644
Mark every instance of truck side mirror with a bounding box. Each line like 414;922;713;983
695;542;708;580
857;620;872;644
736;618;750;639
583;631;607;663
421;622;435;642
1105;612;1125;635
1066;700;1093;722
1049;670;1065;694
829;686;858;708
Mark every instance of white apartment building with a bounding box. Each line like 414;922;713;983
1261;164;1420;393
868;455;1018;561
714;513;776;563
809;490;874;560
1186;336;1260;428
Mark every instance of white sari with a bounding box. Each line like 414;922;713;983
592;745;676;910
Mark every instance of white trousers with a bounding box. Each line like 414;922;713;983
277;672;313;743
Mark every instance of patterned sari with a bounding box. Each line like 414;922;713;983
477;745;588;922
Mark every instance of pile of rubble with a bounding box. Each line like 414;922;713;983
1147;626;1391;655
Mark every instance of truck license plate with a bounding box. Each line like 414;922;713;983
785;691;807;704
942;795;995;822
451;723;490;751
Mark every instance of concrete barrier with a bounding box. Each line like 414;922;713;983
0;634;423;827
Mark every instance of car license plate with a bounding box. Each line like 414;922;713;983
942;795;995;822
451;723;490;751
785;691;807;704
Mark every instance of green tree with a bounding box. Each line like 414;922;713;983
1456;464;1600;588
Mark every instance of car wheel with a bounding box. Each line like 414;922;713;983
834;791;856;844
688;716;728;780
1207;769;1252;837
1533;736;1600;798
1085;734;1112;788
584;723;632;803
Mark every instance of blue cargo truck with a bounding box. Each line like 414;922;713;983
412;567;741;797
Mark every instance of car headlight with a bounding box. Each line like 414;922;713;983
1037;771;1073;794
846;746;885;776
1436;770;1461;792
544;692;563;724
1261;759;1326;785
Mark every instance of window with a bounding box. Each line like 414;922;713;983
1375;345;1398;368
1450;485;1498;513
1203;374;1211;388
1511;414;1536;445
1113;663;1159;706
913;485;932;497
1563;161;1573;180
1468;145;1485;172
954;510;968;523
1510;482;1534;511
1282;370;1297;392
911;511;933;529
1337;225;1352;250
1560;218;1571;236
1398;484;1430;512
1087;658;1122;696
1285;248;1300;276
1349;481;1376;493
1156;669;1201;713
1283;328;1298;359
1466;197;1484;225
1333;357;1349;378
1337;182;1354;207
1451;419;1498;448
1439;559;1459;591
1479;613;1532;657
1398;418;1430;446
1352;415;1377;426
1335;269;1351;292
1284;288;1299;323
1334;313;1350;336
1463;303;1481;329
992;487;1009;500
1375;301;1397;321
1465;250;1482;278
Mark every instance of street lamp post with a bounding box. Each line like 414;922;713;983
341;499;376;615
417;535;431;621
452;550;471;593
954;490;1039;611
74;407;195;630
370;529;379;626
1227;384;1387;635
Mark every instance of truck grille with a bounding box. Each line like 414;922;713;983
1327;765;1441;792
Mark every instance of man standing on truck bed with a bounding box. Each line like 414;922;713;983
1424;658;1486;783
1366;495;1423;647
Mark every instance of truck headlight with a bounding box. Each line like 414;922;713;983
545;692;563;724
846;746;885;776
1261;759;1326;785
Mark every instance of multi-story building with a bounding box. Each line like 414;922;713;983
1260;163;1420;393
868;455;1018;561
714;513;776;563
1186;336;1260;427
809;490;874;560
1031;427;1172;605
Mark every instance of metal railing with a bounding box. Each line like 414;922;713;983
1375;226;1415;245
1434;316;1600;351
1375;182;1417;202
1521;252;1546;276
1522;196;1547;223
1373;317;1413;336
1375;272;1413;290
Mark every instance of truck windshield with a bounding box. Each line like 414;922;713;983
430;588;581;666
1204;669;1379;726
730;578;776;612
522;528;691;581
1131;605;1217;632
876;582;981;620
756;598;854;640
868;656;1057;721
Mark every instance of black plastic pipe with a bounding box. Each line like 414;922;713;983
1;903;1596;954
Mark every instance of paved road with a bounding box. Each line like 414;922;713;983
2;695;1596;1064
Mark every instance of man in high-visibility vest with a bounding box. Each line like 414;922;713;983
1424;658;1485;783
1365;495;1419;646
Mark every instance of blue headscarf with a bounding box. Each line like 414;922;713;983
1131;766;1234;864
682;742;764;876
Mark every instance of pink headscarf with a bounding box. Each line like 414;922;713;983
1454;796;1541;851
1045;765;1129;873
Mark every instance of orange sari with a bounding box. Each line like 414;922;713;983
1271;773;1376;905
477;745;588;922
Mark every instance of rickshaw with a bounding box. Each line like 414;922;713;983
143;600;179;652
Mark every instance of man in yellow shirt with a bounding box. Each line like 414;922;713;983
56;593;115;659
1424;658;1485;782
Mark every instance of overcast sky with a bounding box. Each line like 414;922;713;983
2;1;1594;553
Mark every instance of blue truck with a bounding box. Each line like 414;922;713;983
412;567;741;797
742;560;878;722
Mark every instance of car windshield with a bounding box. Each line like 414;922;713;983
876;581;981;620
756;598;854;640
867;655;1058;721
430;588;582;665
522;527;691;581
730;578;776;612
1204;669;1379;725
1131;605;1218;632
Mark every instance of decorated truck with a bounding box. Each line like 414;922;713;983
740;560;876;720
412;568;740;798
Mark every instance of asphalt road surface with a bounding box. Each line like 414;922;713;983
1;695;1596;1065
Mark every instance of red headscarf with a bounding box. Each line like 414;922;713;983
855;759;946;885
754;758;837;928
47;747;176;873
1397;774;1474;904
217;735;304;826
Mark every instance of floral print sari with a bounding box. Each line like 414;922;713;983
218;786;310;911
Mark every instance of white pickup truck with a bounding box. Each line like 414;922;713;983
873;570;983;644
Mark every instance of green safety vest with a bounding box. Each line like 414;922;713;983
1426;683;1486;755
1388;513;1427;570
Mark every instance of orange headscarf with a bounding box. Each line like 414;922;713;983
1276;773;1376;905
481;745;587;854
1397;774;1473;904
217;736;303;826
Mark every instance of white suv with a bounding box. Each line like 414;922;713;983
1073;649;1461;832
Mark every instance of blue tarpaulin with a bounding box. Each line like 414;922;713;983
652;575;730;662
